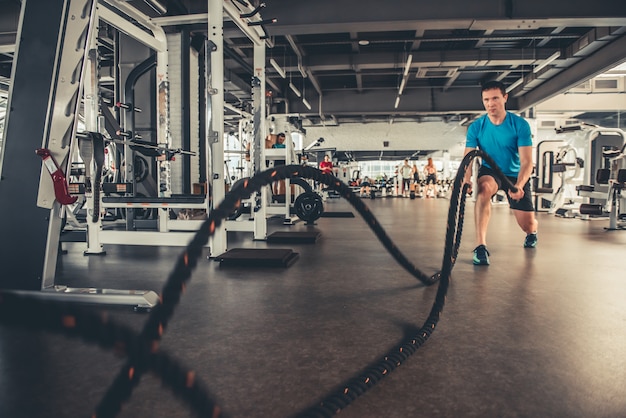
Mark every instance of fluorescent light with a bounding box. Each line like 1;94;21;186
506;77;524;93
269;58;286;78
397;55;412;97
302;98;312;110
298;62;307;78
403;54;413;77
289;82;301;97
145;0;166;14
533;51;561;74
398;78;407;95
394;96;400;109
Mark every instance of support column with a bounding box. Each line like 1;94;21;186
82;18;106;255
253;42;267;240
207;0;227;256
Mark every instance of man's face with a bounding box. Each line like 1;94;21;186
481;87;507;117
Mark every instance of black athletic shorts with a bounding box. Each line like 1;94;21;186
477;166;534;212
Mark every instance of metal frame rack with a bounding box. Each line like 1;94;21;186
0;0;272;307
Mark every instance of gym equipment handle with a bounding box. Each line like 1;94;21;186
35;148;78;205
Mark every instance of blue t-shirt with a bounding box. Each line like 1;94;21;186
466;112;532;177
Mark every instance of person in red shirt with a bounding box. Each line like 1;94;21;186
317;154;334;195
319;154;333;175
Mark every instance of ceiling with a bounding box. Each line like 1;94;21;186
1;0;626;129
191;0;626;127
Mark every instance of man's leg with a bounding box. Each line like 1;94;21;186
509;178;539;247
474;175;499;246
512;210;538;235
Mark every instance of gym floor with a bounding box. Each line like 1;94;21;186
1;196;625;418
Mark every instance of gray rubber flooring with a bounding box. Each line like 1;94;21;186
1;196;625;418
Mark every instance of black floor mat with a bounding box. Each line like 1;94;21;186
215;248;299;267
320;211;355;218
267;231;321;244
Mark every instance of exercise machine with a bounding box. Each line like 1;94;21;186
534;139;566;212
579;144;626;230
574;127;626;228
548;145;585;217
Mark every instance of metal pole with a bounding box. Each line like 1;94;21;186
207;0;227;256
253;41;268;240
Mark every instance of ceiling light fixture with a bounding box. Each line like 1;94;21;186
145;0;166;15
269;58;286;78
298;60;307;78
398;78;407;95
289;82;301;97
302;98;312;110
394;96;400;109
533;51;561;74
506;77;524;93
358;40;370;46
403;54;413;77
397;54;413;97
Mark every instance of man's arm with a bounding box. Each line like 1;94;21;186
509;145;533;199
517;146;533;186
463;147;476;193
463;147;476;178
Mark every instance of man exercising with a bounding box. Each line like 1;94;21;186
463;80;538;265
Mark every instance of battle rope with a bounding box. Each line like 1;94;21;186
0;293;221;416
0;150;515;417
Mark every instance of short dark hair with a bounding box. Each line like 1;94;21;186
481;80;507;95
277;132;286;138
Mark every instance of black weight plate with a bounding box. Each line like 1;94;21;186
294;192;324;222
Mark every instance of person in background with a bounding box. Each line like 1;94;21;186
463;80;538;266
399;159;413;197
271;133;287;195
424;158;438;198
319;154;333;175
270;132;287;167
411;162;422;197
272;132;286;149
360;176;372;197
317;154;334;194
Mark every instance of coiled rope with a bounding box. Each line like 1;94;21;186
0;150;514;417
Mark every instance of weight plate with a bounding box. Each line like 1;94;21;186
294;191;324;222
